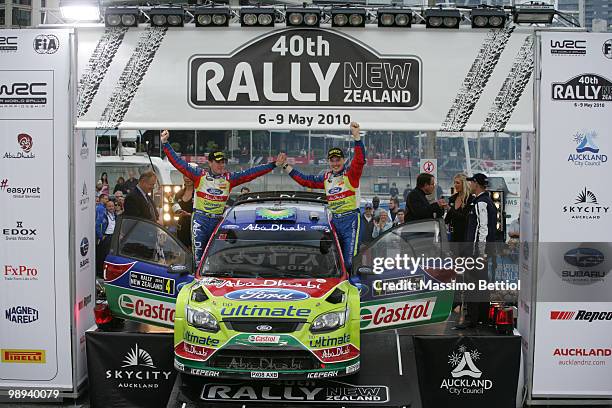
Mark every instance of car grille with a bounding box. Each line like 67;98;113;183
223;319;304;333
208;349;321;371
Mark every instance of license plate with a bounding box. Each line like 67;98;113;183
251;371;278;379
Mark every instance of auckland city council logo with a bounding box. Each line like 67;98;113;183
568;130;608;167
440;344;493;395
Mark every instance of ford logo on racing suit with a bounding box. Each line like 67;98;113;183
328;187;342;195
225;288;310;301
206;188;224;195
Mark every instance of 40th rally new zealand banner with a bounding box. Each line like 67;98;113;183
76;26;534;131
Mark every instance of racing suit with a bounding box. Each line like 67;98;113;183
288;140;366;271
163;143;276;264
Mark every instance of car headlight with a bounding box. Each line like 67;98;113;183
186;305;219;332
310;309;348;333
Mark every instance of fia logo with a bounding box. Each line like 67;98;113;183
604;40;612;60
33;35;59;55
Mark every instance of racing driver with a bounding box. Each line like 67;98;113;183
161;130;286;264
282;122;365;271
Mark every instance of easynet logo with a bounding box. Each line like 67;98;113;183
551;310;612;322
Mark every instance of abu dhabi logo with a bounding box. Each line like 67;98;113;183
568;130;608;167
122;344;156;368
3;134;35;160
440;344;492;393
563;187;610;221
80;133;89;159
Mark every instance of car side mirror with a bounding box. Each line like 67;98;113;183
168;264;190;275
357;266;375;276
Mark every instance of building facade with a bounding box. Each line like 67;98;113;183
1;0;59;27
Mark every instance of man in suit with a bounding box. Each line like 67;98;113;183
124;170;159;222
405;173;447;222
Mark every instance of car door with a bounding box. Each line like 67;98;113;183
103;216;194;328
354;219;456;333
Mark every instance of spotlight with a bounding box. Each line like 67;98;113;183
471;8;507;28
377;8;412;27
490;190;506;241
104;7;139;27
331;8;366;28
513;2;555;24
193;7;230;27
149;8;184;27
60;0;100;22
425;8;461;29
286;8;321;27
240;8;275;27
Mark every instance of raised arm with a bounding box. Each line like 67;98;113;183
286;166;325;189
229;163;276;188
161;130;202;181
345;122;365;188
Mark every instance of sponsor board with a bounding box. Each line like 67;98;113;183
440;345;493;396
550;310;612;322
552;74;612;101
130;271;175;296
2;221;38;241
5;305;39;324
117;294;175;325
3;133;35;159
225;288;309;301
0;179;41;199
200;382;389;403
360;298;434;329
562;187;610;220
105;344;173;388
3;264;38;281
2;349;45;363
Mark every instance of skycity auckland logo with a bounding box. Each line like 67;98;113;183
105;343;172;389
568;130;608;167
562;187;610;220
440;345;493;395
3;133;35;160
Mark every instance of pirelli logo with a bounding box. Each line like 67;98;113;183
1;349;45;363
550;311;576;320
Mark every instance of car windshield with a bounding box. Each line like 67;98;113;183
198;227;341;279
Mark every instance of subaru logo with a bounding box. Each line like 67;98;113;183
206;188;223;195
564;248;605;268
256;325;273;332
328;187;342;195
80;237;89;256
225;288;309;301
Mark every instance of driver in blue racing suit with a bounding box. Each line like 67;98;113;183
281;122;365;272
161;130;286;264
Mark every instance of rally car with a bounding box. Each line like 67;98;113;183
101;192;455;380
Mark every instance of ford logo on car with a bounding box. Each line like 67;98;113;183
207;188;223;195
328;187;342;195
225;288;310;301
256;325;273;332
564;248;605;268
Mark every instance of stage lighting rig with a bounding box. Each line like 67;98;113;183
149;7;184;27
471;7;507;29
331;8;367;28
193;6;231;27
377;8;412;28
424;7;461;29
104;7;139;27
513;2;555;24
286;7;321;27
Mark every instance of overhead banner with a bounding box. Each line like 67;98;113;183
532;31;612;398
0;29;74;390
76;26;534;131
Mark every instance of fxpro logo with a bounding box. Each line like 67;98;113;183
189;29;421;110
562;187;610;221
3;264;38;281
0;36;18;53
2;221;37;241
105;344;172;388
440;344;493;395
0;179;41;199
550;310;612;322
568;130;608;167
0;82;48;106
33;34;59;54
5;305;39;324
550;39;586;56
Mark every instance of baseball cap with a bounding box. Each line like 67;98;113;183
208;151;227;162
467;173;488;187
365;202;373;209
327;147;344;160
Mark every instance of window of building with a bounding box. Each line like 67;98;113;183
13;0;32;5
12;8;31;26
0;9;5;25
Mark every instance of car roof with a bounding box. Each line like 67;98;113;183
222;201;331;228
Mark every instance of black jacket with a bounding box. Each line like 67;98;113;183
405;188;444;222
360;215;375;244
467;191;498;255
444;193;472;242
124;187;158;222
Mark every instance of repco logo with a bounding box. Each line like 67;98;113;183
33;35;59;54
551;39;586;56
